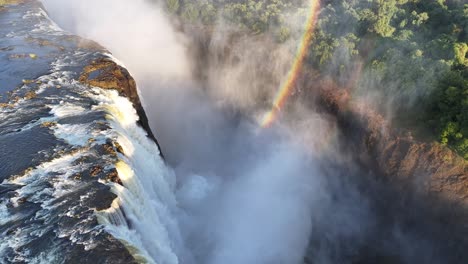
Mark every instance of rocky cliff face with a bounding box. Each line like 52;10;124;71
78;57;161;150
313;75;468;263
316;76;468;206
0;1;158;262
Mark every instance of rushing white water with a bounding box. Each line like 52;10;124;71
2;2;186;261
10;2;336;263
1;82;181;264
1;150;91;261
1;83;182;262
91;88;184;263
1;9;184;257
37;1;320;263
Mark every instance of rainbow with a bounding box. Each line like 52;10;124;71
260;0;321;128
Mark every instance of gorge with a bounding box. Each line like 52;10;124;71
1;0;467;263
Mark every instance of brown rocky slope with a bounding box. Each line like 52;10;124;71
315;75;468;206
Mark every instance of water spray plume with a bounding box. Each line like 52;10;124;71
260;0;321;128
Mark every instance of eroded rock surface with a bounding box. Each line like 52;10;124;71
317;78;468;204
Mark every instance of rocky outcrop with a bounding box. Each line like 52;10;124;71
315;75;468;205
297;71;468;264
79;58;161;149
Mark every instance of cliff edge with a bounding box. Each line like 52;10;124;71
0;1;161;262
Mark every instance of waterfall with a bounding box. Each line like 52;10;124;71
90;88;185;263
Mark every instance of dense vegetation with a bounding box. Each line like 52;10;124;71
311;0;468;158
164;0;468;159
165;0;306;41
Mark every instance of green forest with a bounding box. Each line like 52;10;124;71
165;0;468;159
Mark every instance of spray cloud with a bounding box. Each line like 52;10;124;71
39;0;451;263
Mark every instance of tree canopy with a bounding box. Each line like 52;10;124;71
164;0;468;158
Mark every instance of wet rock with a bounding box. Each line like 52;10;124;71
16;196;27;204
79;58;163;153
90;166;103;177
114;141;124;154
106;169;122;185
40;121;56;127
25;36;65;51
92;185;118;211
23;90;36;99
102;143;117;156
0;102;12;108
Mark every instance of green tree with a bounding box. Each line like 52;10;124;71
454;43;468;66
166;0;179;14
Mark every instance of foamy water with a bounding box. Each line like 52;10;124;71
91;88;184;263
0;4;183;261
1;70;182;262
